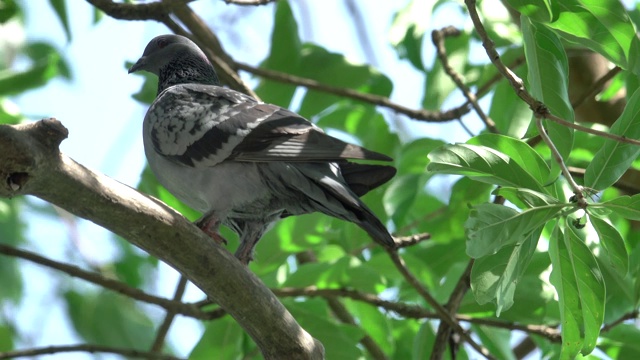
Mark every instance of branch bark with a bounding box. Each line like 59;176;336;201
0;119;323;360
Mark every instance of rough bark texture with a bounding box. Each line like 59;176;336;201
0;119;324;360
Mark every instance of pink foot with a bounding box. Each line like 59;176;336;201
196;216;228;246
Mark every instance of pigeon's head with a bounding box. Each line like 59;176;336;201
129;34;219;92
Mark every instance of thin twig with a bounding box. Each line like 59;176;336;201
0;344;183;360
535;117;587;208
223;0;276;5
431;260;474;360
545;111;640;146
432;27;498;133
571;66;622;109
150;275;189;352
326;297;389;360
0;244;207;319
386;250;495;359
234;61;469;122
601;310;639;333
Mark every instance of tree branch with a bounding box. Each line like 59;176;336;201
150;275;189;353
432;27;497;133
0;119;323;360
0;344;182;360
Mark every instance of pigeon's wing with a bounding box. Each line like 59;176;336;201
147;84;392;168
229;106;392;163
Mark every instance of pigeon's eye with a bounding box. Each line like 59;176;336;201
157;38;169;48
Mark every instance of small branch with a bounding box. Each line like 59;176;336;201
273;287;561;340
150;275;189;353
535;117;587;208
432;27;498;133
0;344;182;360
85;0;192;21
394;232;431;248
386;251;495;359
326;298;388;360
234;61;469;122
223;0;276;5
544;112;640;146
0;243;206;319
431;259;474;360
571;66;622;109
601;309;639;333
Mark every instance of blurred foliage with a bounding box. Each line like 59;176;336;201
3;0;640;359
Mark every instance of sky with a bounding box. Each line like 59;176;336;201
8;0;474;358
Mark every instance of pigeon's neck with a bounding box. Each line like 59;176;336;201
157;57;219;94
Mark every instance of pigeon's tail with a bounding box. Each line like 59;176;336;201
354;205;397;250
288;162;397;250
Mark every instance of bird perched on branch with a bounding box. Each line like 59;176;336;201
129;34;397;264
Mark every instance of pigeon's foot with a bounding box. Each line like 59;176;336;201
234;247;254;265
195;216;228;246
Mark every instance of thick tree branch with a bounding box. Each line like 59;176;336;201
0;119;323;360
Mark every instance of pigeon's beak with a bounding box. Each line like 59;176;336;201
128;56;147;74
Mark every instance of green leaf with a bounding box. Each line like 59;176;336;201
521;16;574;182
48;0;71;41
505;0;554;22
189;316;243;360
286;299;364;360
465;203;565;258
389;0;435;70
488;76;532;138
549;0;640;75
493;187;560;209
427;143;545;192
297;45;392;117
467;134;550;185
0;54;60;96
471;227;540;315
589;215;628;277
598;194;640;220
254;0;301;107
422;31;470;110
383;173;430;225
548;223;605;358
584;88;640;190
473;325;516;360
64;290;156;349
0;324;13;352
599;324;640;359
0;0;19;23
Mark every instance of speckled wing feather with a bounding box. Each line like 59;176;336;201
147;84;392;168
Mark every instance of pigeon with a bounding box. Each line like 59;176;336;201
129;34;397;264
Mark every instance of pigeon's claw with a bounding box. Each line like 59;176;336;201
196;216;228;246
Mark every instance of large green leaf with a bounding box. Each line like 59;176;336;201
286;299;365;360
297;45;392;117
597;194;640;220
584;88;640;190
599;324;640;359
388;0;436;71
467;134;550;185
0;54;60;96
472;325;516;360
521;16;574;182
552;0;640;75
589;215;629;278
548;223;605;358
254;0;301;107
64;290;156;349
471;227;540;315
189;316;243;360
48;0;71;41
493;187;560;209
465;203;565;258
427;143;545;192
